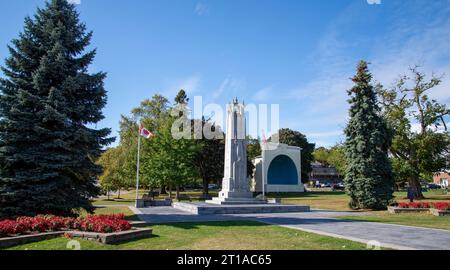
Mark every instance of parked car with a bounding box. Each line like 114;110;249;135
208;184;220;190
427;183;442;190
332;183;345;191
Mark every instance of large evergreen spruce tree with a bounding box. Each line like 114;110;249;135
344;61;394;210
0;0;113;218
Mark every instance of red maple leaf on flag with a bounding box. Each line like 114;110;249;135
139;124;155;139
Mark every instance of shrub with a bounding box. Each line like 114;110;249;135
0;220;29;236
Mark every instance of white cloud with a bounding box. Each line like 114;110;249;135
283;0;450;147
306;131;344;138
410;122;449;134
195;2;209;16
162;75;201;99
67;0;81;5
367;0;381;5
213;77;245;100
253;86;273;102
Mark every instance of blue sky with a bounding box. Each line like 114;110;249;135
1;0;449;147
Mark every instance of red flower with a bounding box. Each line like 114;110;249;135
0;214;131;238
432;202;450;211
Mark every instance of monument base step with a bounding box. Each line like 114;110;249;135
172;202;310;215
206;197;267;205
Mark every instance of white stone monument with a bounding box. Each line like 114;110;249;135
172;97;310;214
207;98;265;205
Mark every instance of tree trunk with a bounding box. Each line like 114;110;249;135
202;177;209;196
117;189;121;199
168;185;172;199
107;188;110;201
160;186;167;195
150;187;155;199
176;185;180;200
409;177;425;199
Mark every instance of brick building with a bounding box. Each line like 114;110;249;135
433;171;449;188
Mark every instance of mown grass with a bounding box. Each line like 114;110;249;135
6;220;372;250
92;190;220;206
272;190;449;211
77;206;139;221
339;212;450;230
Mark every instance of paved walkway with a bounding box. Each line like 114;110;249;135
132;206;450;250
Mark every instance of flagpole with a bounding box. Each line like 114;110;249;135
135;125;142;203
262;146;266;200
261;130;266;200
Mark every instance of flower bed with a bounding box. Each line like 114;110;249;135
388;202;450;216
431;202;450;211
0;214;131;238
396;202;450;210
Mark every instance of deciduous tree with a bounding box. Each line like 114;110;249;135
377;65;449;199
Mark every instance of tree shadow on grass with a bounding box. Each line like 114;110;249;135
268;192;347;198
148;217;359;232
108;234;161;246
153;220;269;230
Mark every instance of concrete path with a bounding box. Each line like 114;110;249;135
134;207;450;250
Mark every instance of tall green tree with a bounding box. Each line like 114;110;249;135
193;118;225;196
377;65;449;198
247;137;262;160
0;0;112;218
313;147;331;166
174;89;189;105
143;114;200;199
96;147;131;199
327;144;347;177
344;60;394;210
313;144;347;177
113;95;170;193
270;128;315;184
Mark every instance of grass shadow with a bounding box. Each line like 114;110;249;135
152;220;271;230
268;192;347;198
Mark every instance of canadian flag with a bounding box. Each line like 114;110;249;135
139;124;155;139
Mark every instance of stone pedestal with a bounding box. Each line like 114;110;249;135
135;199;145;208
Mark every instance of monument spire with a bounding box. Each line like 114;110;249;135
207;98;263;205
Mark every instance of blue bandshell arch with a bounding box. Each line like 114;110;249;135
267;155;298;185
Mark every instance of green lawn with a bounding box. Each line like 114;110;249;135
6;220;372;250
272;190;449;211
80;206;140;221
273;191;354;211
339;212;450;230
92;190;220;206
92;190;145;206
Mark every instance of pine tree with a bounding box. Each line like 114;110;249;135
0;0;113;218
344;60;394;210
